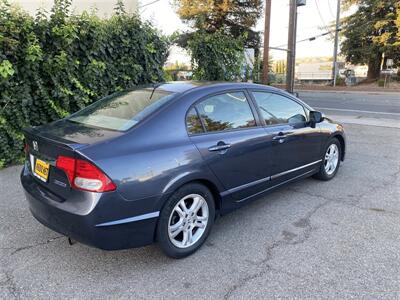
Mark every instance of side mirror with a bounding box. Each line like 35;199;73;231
309;111;323;126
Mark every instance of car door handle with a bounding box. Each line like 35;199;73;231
208;143;231;152
272;135;288;140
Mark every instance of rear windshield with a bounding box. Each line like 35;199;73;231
68;88;176;131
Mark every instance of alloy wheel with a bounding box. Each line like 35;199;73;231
324;144;339;175
168;194;209;248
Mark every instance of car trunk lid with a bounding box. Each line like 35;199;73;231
23;121;122;200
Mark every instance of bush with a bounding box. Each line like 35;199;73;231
377;79;385;87
0;0;169;167
185;31;244;81
335;75;346;86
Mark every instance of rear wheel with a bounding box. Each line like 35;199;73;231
314;138;341;181
156;183;215;258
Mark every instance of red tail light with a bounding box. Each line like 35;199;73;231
56;156;116;192
24;141;29;155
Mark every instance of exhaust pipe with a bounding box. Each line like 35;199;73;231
67;237;75;246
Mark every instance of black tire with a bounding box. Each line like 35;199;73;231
156;183;215;258
313;138;341;181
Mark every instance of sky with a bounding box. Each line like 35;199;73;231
141;0;348;63
12;0;348;64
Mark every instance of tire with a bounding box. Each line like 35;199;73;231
313;138;341;181
156;183;215;258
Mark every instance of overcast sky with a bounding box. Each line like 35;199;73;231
141;0;348;62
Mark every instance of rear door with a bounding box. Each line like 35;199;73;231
187;90;275;201
250;91;323;183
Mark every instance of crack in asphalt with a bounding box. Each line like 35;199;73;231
288;188;400;216
0;236;64;298
223;200;330;299
223;265;273;300
223;165;400;299
0;236;64;256
0;271;19;299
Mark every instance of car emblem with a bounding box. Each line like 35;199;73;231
32;141;39;152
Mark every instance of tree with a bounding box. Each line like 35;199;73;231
341;0;400;80
173;0;262;81
173;0;262;49
186;31;244;80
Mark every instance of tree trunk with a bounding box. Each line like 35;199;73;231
367;52;382;80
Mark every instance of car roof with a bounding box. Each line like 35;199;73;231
157;81;283;94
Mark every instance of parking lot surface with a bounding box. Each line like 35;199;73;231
1;122;400;299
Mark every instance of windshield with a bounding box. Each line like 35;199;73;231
68;88;176;131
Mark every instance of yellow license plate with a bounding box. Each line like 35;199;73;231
34;159;50;182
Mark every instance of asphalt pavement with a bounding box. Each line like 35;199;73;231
299;90;400;128
1;91;400;299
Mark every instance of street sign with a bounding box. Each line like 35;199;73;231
297;0;306;6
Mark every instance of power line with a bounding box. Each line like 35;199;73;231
272;28;341;49
327;0;336;18
139;0;160;9
314;0;334;38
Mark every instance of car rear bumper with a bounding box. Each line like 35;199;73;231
21;166;159;250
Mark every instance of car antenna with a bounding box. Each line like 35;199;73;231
150;83;162;99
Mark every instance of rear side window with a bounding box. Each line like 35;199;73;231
186;107;204;134
192;92;256;133
68;88;176;131
252;92;307;126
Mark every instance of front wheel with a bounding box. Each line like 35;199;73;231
314;138;341;181
156;183;215;258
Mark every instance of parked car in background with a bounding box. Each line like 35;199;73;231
21;82;346;258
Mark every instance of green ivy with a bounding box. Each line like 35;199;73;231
0;0;169;167
185;31;245;81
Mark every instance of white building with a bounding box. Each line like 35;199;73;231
10;0;138;16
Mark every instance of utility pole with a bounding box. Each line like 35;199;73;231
286;0;297;93
332;0;341;86
262;0;272;85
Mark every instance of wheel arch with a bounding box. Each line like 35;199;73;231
331;133;345;161
159;173;223;215
153;176;223;242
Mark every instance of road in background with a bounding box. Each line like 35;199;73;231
299;90;400;128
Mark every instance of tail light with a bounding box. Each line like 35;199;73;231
56;156;116;192
24;141;29;155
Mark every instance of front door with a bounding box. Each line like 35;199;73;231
250;91;323;183
187;91;275;201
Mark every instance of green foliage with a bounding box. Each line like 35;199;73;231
0;0;169;167
0;60;14;78
341;0;400;79
173;0;261;81
174;0;263;49
335;75;346;86
186;31;244;81
377;79;385;87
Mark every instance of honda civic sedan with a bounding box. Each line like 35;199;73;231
21;82;345;258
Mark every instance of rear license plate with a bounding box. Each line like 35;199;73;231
34;158;50;182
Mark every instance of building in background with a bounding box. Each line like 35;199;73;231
10;0;138;16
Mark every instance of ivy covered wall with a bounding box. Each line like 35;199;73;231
0;0;169;167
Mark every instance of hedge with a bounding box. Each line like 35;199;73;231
0;0;169;168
